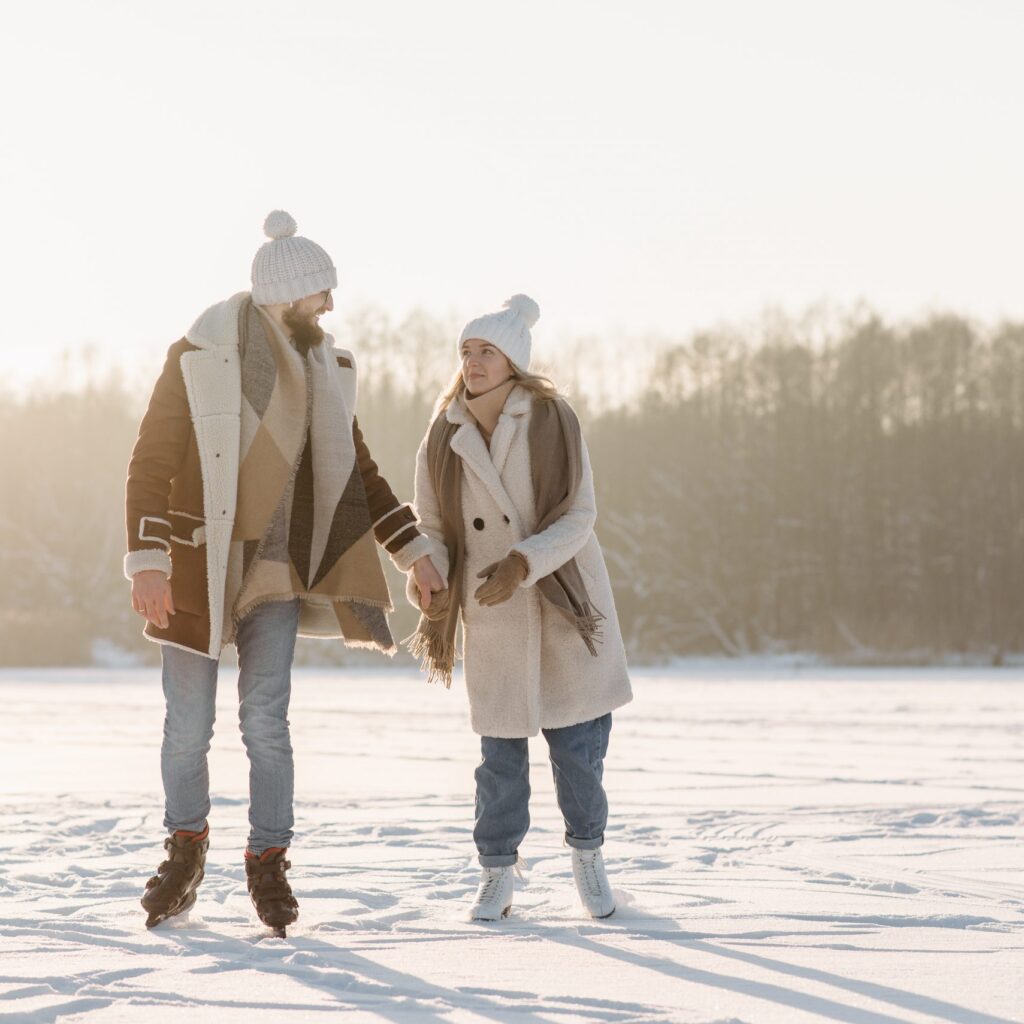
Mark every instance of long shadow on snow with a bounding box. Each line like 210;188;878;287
543;925;1016;1024
160;927;564;1024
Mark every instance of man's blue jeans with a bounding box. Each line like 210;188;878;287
160;599;300;854
474;713;612;867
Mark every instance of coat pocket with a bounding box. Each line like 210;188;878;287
169;510;206;548
577;559;599;591
168;511;208;615
573;537;603;591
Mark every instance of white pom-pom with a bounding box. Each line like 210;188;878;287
503;293;540;329
263;210;297;240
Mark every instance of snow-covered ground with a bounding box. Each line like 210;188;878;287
0;665;1021;1024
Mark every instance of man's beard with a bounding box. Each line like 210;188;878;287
282;306;326;356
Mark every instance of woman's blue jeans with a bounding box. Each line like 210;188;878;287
474;713;612;867
159;599;299;854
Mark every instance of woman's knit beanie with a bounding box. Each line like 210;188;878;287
458;294;540;370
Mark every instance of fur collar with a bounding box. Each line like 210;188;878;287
186;292;339;359
186;292;249;350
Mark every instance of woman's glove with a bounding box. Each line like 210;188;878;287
474;551;529;606
421;585;451;621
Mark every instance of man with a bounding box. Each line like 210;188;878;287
125;210;443;935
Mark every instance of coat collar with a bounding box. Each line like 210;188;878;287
186;292;249;350
446;384;532;519
185;292;338;359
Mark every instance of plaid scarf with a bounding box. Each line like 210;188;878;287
408;392;603;686
222;300;393;652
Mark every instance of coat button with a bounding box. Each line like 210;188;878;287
473;517;485;531
503;515;510;524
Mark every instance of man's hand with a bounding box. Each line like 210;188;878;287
131;569;175;629
474;552;528;607
413;556;446;613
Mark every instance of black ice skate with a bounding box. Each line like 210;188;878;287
141;827;209;928
245;847;298;938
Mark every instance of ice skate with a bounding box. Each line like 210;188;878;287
469;864;516;921
141;827;209;928
245;847;298;936
571;847;615;919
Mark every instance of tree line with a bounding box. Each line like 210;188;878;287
2;307;1021;666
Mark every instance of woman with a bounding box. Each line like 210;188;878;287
406;294;632;921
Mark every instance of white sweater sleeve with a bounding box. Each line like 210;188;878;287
510;435;598;588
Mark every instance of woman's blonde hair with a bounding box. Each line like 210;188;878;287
435;363;562;415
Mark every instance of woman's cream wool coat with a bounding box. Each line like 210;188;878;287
409;386;632;738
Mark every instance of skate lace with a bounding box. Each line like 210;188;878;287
578;853;611;899
476;857;525;902
477;869;505;901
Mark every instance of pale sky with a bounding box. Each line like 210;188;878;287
2;0;1022;394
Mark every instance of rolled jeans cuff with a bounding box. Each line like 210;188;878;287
164;817;208;836
478;852;519;867
566;833;604;850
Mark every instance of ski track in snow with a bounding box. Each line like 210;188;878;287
0;666;1022;1024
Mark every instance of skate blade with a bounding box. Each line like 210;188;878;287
143;890;197;929
470;904;512;922
145;908;192;929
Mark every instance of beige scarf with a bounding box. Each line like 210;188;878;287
407;390;603;686
223;300;394;652
464;379;516;444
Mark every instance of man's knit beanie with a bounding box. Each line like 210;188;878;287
458;294;540;371
250;210;337;305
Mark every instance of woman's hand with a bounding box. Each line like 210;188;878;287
474;552;529;606
131;569;175;629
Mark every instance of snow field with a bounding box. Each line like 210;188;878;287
0;666;1022;1023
